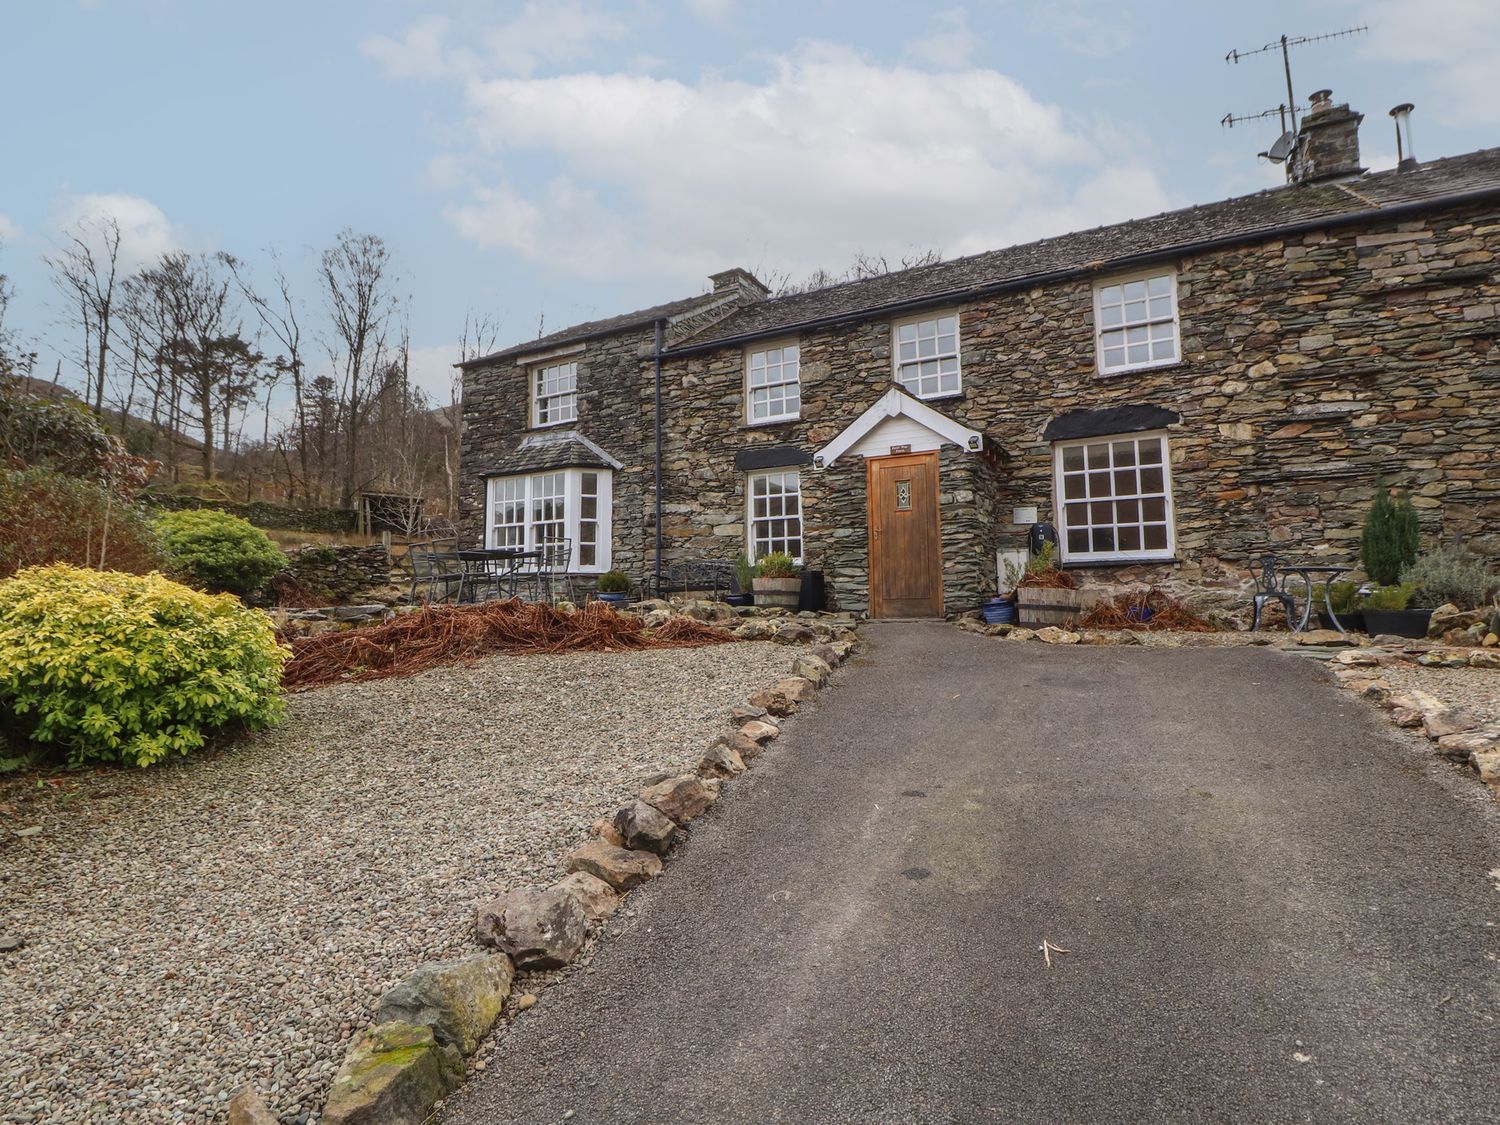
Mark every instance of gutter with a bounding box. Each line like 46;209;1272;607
658;183;1500;359
653;318;665;595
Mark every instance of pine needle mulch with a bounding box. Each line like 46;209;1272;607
281;599;738;691
1079;587;1216;632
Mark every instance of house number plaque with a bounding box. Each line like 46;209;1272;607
889;443;912;455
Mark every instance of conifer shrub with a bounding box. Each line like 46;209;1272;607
155;508;286;597
0;565;288;767
1360;483;1420;586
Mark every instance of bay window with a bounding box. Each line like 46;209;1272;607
485;468;612;572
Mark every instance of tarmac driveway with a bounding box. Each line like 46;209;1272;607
443;621;1500;1124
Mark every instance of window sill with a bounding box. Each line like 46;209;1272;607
528;420;575;431
1093;360;1185;380
1061;556;1180;569
745;417;800;429
897;386;966;404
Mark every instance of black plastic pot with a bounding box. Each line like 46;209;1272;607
724;592;754;607
1363;608;1432;639
799;569;826;613
1318;610;1366;633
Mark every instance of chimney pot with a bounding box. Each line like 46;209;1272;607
1390;103;1417;169
1287;89;1364;184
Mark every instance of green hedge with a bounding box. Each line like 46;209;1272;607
155;509;287;597
145;493;358;534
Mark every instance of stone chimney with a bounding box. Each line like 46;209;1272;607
1287;89;1365;184
709;268;770;304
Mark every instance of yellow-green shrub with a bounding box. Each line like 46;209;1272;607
0;565;289;767
155;508;286;597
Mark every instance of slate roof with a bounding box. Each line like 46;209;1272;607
462;292;716;366
668;147;1500;352
473;431;622;477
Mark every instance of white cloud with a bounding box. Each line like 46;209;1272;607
362;3;629;81
907;8;976;68
55;192;182;273
437;42;1171;281
684;0;735;23
1356;0;1500;125
0;213;19;243
1028;1;1134;59
360;14;452;81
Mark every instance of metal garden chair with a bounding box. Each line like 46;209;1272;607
1249;554;1299;631
407;538;464;604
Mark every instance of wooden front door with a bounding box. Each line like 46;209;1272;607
867;451;943;618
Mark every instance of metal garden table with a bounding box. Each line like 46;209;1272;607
1277;562;1354;634
453;548;542;603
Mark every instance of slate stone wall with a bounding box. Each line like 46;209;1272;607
462;200;1499;615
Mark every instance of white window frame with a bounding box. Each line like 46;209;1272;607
746;469;803;563
892;311;961;399
1052;431;1176;564
745;339;801;425
484;468;612;573
531;361;578;428
1093;270;1180;375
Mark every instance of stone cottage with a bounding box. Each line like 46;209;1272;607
460;92;1500;617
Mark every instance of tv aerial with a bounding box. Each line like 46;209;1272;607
1220;26;1367;164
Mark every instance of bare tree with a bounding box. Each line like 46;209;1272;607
45;215;124;414
222;248;313;503
770;247;945;296
320;230;397;507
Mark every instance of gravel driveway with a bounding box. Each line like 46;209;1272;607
0;641;793;1124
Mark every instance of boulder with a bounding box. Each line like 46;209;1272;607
1428;603;1484;637
228;1086;278;1125
612;800;679;855
1417;651;1470;668
773;623;816;644
1436;729;1500;762
1470;650;1500;669
322;1022;463;1125
732;619;777;640
1293;629;1354;647
730;702;767;723
565;840;663;890
828;639;858;659
1422;706;1479;741
475;886;587;970
1471;750;1500;785
717;730;765;762
375;954;513;1055
591;816;627;848
748;686;798;717
698;741;747;779
641;774;721;824
808;643;841;667
554;871;621;925
1034;626;1081;645
1330;649;1381;667
790;654;831;686
1006;627;1037;642
740;719;780;744
775;676;818;702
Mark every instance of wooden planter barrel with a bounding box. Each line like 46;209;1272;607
752;576;802;610
1015;585;1093;628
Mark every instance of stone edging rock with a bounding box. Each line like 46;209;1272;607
226;630;859;1125
1326;648;1500;802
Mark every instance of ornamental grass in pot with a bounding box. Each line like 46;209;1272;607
751;552;801;610
725;552;755;606
595;569;632;606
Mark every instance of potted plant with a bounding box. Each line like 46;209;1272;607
1361;583;1429;639
1398;543;1499;637
751;552;801;610
1315;580;1366;633
595;570;632;606
981;593;1017;625
725;553;755;607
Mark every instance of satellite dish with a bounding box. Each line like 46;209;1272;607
1267;131;1295;163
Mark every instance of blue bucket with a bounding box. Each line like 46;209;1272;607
981;599;1017;625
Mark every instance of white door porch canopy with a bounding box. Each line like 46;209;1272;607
811;387;984;470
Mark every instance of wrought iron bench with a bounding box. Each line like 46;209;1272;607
642;560;742;601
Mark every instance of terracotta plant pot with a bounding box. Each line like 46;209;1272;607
752;576;801;610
